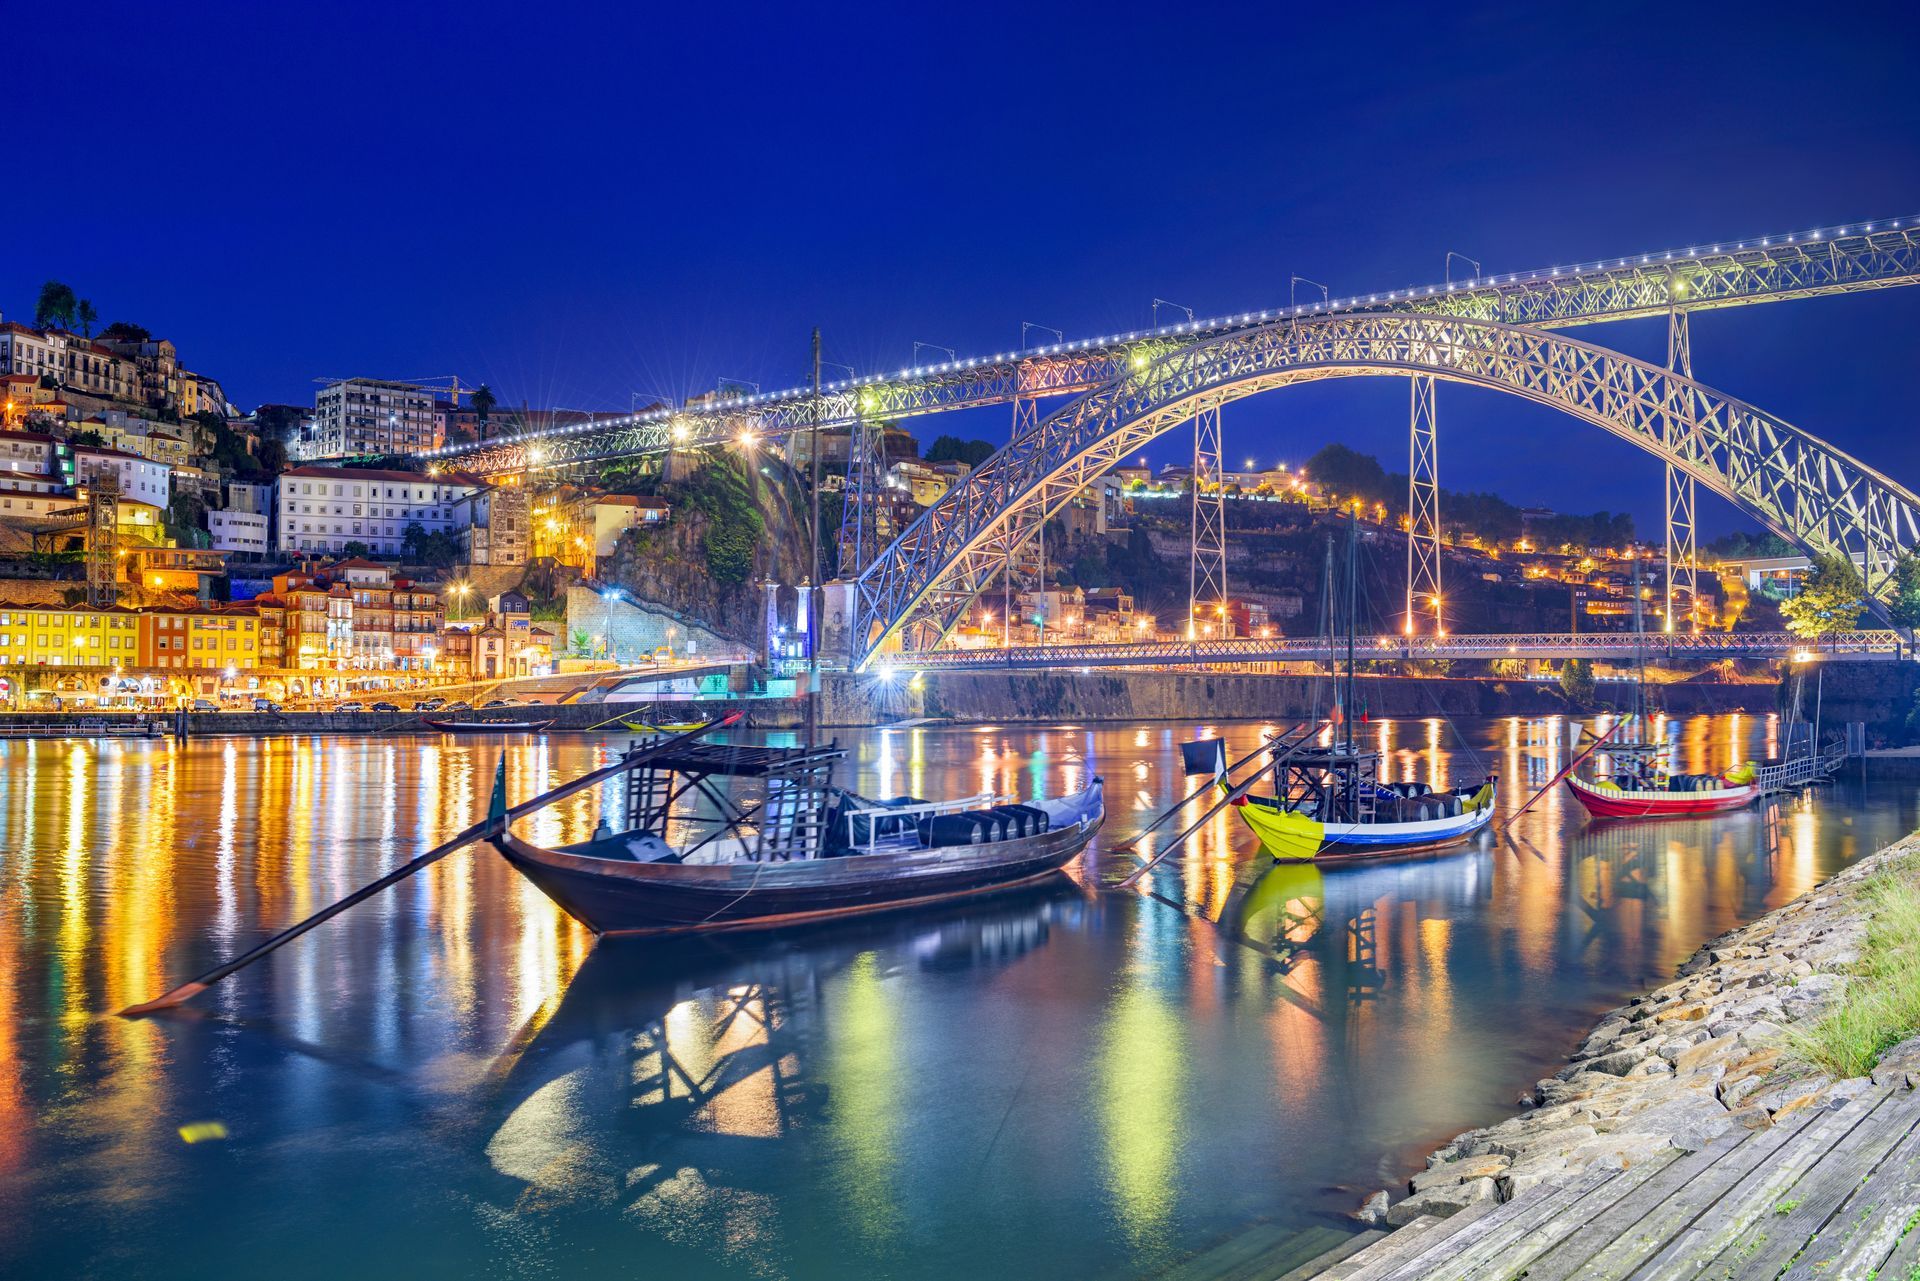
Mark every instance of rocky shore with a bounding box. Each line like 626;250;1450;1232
1363;830;1920;1229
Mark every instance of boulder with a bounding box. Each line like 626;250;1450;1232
1384;1177;1499;1227
1409;1153;1510;1194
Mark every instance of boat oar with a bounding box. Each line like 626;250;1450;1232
1110;725;1306;855
1117;732;1313;890
120;714;742;1017
1499;718;1621;834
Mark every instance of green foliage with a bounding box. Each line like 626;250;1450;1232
1888;553;1920;631
34;281;78;330
75;299;97;338
165;493;210;547
401;522;460;568
66;429;106;448
99;321;150;343
925;435;995;467
1706;529;1795;560
569;627;593;656
1527;510;1635;551
1560;657;1596;704
342;540;373;558
1780;551;1866;637
471;383;496;426
665;452;765;586
1304;443;1392;503
1786;858;1920;1078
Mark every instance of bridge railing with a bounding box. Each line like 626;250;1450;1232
877;630;1907;671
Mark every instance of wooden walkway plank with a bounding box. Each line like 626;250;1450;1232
1374;1167;1628;1281
1323;1201;1499;1281
1623;1092;1886;1281
1520;1106;1827;1281
1863;1201;1920;1281
1450;1152;1686;1281
1273;1230;1385;1281
1780;1095;1920;1280
1705;1088;1920;1279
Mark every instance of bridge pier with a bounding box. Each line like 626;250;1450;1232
1189;398;1227;638
1406;375;1443;634
1665;304;1698;631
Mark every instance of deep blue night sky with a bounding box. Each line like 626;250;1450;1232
9;1;1920;534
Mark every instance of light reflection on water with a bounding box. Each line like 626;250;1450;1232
0;717;1913;1280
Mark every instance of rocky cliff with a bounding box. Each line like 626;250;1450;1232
598;453;812;648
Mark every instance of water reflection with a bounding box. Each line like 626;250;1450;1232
0;720;1913;1280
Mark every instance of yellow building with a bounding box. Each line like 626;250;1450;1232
0;602;142;667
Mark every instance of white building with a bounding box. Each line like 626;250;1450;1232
309;379;438;457
209;509;270;556
68;446;171;506
0;429;57;484
0;323;61;381
275;465;480;555
226;481;273;514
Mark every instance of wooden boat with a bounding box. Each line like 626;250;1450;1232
1226;746;1497;863
620;718;707;734
489;739;1105;935
425;716;555;733
1565;765;1756;819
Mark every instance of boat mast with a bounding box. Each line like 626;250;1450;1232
806;328;822;751
1631;550;1646;735
1345;509;1358;758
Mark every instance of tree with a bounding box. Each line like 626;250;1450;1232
34;282;78;330
342;541;373;558
401;521;459;568
569;628;593;656
1560;657;1596;705
75;299;98;338
471;384;496;434
925;435;995;467
66;429;106;448
1303;443;1392;504
1887;553;1920;632
99;321;151;343
1780;552;1867;637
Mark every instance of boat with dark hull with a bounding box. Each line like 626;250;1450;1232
425;717;556;733
488;738;1104;936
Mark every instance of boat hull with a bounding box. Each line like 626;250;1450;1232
492;812;1102;936
424;718;555;733
1566;774;1755;819
1235;791;1496;863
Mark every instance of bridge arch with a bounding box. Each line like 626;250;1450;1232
853;313;1920;666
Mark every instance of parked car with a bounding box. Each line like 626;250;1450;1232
483;698;519;708
442;701;472;712
411;697;446;712
651;646;673;664
337;701;365;712
190;699;219;712
252;698;281;713
371;701;400;712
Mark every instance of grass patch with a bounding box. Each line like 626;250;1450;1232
1785;856;1920;1079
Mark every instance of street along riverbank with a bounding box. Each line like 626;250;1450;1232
1315;828;1920;1279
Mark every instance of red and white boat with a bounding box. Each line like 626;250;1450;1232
1565;768;1756;819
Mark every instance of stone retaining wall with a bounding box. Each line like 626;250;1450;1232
1365;831;1920;1228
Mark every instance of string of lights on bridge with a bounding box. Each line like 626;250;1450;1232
421;214;1920;464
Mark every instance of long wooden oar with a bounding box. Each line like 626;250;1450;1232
1499;716;1621;833
121;713;743;1017
1117;728;1319;890
1110;725;1307;855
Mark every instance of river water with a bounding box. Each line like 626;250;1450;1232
0;715;1912;1280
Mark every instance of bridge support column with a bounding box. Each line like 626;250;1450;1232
1665;307;1696;632
1406;375;1442;634
1189;399;1227;638
838;411;887;579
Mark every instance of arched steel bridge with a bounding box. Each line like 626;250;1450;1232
417;216;1920;672
852;312;1920;663
423;218;1920;473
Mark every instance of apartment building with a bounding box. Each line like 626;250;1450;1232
309;379;437;457
257;559;445;671
274;465;480;555
135;604;260;670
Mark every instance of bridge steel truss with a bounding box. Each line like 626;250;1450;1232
1405;376;1442;635
1189;398;1227;638
423;219;1920;478
853;313;1920;666
1664;305;1698;631
883;629;1905;671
